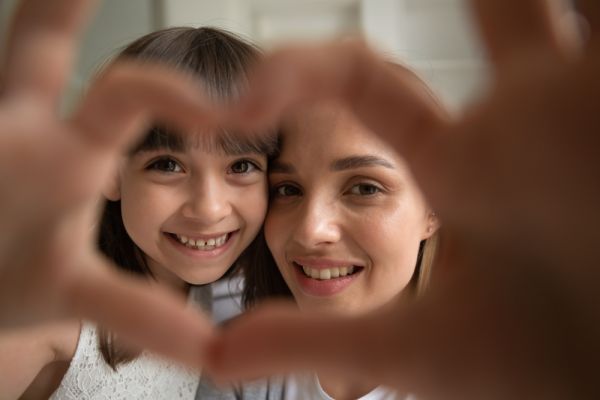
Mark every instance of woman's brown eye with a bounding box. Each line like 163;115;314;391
273;184;301;197
350;183;381;196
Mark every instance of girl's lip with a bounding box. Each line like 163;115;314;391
170;231;233;241
164;230;238;259
291;261;363;297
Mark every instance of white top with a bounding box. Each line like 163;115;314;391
48;283;224;400
284;373;413;400
48;322;198;400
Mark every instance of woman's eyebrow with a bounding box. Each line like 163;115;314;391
331;155;395;171
270;155;394;174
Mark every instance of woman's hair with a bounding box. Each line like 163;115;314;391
242;61;444;309
97;26;276;369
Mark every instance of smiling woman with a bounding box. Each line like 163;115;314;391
266;103;438;314
242;90;441;399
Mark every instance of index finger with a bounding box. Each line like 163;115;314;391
1;0;98;105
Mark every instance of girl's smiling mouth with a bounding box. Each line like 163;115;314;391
174;232;229;250
164;231;238;255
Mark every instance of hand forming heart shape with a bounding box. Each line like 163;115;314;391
1;1;599;399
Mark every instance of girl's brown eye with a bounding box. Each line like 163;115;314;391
147;158;182;173
230;160;259;174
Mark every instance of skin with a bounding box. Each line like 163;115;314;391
0;0;216;367
106;144;268;293
3;140;268;399
265;103;437;398
0;1;224;397
208;1;600;399
267;103;435;315
2;0;600;399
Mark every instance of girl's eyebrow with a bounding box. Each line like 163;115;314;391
270;155;395;174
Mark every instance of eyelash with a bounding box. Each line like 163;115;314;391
146;157;183;173
271;182;383;198
272;183;302;198
228;159;262;175
145;157;262;175
347;183;383;196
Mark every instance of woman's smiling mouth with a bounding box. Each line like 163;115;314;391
290;258;364;297
295;262;359;280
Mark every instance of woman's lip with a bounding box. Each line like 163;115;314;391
292;262;362;297
291;257;365;269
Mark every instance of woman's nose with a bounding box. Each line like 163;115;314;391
291;198;341;247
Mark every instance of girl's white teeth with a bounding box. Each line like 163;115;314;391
175;233;228;250
301;265;356;280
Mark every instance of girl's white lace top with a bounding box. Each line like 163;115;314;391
48;322;198;400
47;284;214;400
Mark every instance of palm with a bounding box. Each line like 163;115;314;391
429;51;600;271
0;97;103;325
210;1;600;398
0;0;216;368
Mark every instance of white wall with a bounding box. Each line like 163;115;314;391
159;0;487;110
1;0;488;111
0;0;19;48
361;0;487;110
65;0;158;111
0;0;158;113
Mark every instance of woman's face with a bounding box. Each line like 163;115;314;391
265;104;436;314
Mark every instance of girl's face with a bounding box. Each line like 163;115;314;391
265;104;436;314
107;135;268;290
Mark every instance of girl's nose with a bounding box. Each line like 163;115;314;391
181;176;232;224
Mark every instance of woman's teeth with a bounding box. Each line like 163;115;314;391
301;265;355;280
175;233;228;250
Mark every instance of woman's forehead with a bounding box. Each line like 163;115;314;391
281;114;392;159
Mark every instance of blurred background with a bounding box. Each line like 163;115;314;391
1;0;488;112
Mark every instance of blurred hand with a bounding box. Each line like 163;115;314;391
208;0;600;398
0;0;217;368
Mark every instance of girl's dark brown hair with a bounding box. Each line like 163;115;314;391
97;26;276;370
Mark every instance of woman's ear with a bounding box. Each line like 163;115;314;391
422;211;440;240
102;167;122;201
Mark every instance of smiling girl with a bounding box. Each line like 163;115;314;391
0;27;276;400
